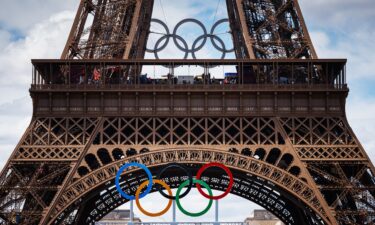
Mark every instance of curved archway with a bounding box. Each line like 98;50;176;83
112;148;125;160
266;148;281;165
77;169;320;225
290;166;301;177
278;154;294;169
97;148;112;165
78;166;89;177
49;149;331;225
241;148;252;157
84;154;100;170
254;148;266;160
126;148;137;157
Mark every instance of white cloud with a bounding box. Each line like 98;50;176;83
0;97;32;169
299;0;375;30
0;30;11;49
152;0;228;27
0;11;74;104
346;96;375;162
310;30;375;81
0;0;77;33
0;11;74;169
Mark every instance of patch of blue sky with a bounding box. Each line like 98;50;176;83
349;79;375;97
318;29;347;45
0;22;25;41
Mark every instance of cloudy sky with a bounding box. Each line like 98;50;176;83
0;0;375;222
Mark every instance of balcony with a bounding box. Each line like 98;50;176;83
30;59;348;117
31;59;348;91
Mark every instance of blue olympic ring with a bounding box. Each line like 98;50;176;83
115;162;153;200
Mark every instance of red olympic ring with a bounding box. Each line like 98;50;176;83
196;162;234;200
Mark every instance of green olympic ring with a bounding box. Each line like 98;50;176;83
176;179;213;217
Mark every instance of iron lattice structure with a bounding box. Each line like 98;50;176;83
61;0;154;59
227;0;317;59
0;1;375;225
62;0;315;60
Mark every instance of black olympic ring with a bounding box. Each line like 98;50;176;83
192;34;226;59
156;163;193;200
210;18;234;53
154;34;189;60
147;18;234;60
173;18;208;53
148;19;171;52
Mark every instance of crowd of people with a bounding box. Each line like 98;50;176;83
50;65;323;86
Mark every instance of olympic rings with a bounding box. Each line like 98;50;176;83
192;34;226;60
115;162;233;217
115;162;153;200
154;34;189;60
173;18;208;53
135;179;173;217
196;162;234;200
147;19;171;52
147;18;234;59
210;19;234;53
176;179;213;217
156;163;193;200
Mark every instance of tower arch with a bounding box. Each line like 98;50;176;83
49;148;330;225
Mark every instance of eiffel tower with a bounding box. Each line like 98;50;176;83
1;0;375;225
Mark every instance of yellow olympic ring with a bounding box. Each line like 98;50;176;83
135;179;173;217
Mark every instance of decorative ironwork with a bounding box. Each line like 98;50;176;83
94;117;283;146
51;149;328;225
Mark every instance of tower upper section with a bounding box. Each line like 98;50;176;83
61;0;316;60
32;1;345;118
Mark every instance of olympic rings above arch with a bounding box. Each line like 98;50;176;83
115;162;234;217
146;18;235;59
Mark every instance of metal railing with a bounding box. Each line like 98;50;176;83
31;59;347;90
30;83;347;91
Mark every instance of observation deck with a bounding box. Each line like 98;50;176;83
30;59;348;117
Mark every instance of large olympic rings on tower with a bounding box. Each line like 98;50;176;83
115;162;234;217
147;18;234;59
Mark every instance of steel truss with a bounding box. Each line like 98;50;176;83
1;114;374;225
61;0;154;59
227;0;316;59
